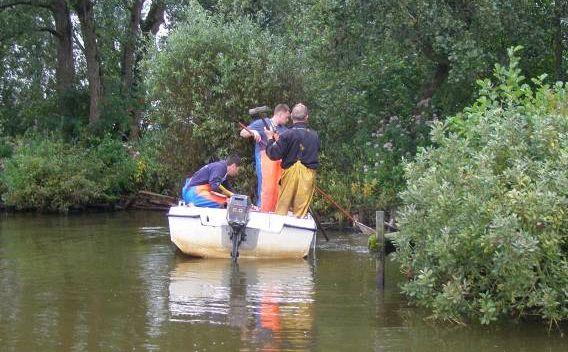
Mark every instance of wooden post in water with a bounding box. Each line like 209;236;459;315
376;210;385;290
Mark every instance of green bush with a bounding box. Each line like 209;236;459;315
132;129;182;195
1;135;136;212
143;5;303;194
394;47;568;325
0;138;13;159
84;136;137;197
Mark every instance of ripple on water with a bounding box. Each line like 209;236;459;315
316;230;371;254
138;226;170;239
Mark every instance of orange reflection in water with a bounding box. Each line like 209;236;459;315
169;259;314;351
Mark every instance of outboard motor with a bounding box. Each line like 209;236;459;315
226;195;251;262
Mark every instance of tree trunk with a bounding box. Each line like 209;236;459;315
73;0;103;124
52;0;75;97
121;0;144;93
414;59;450;113
554;0;565;82
121;0;144;140
122;0;165;140
414;38;450;114
141;0;165;35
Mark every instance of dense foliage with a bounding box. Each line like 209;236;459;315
394;48;568;324
273;0;565;219
143;5;303;194
2;1;565;216
1;136;137;212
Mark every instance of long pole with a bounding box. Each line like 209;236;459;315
309;207;329;242
315;185;375;235
314;185;356;223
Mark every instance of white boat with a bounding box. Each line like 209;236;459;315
167;205;317;259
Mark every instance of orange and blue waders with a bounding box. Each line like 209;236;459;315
182;182;226;208
255;150;282;212
248;118;286;212
181;160;231;208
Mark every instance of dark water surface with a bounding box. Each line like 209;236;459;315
0;212;564;351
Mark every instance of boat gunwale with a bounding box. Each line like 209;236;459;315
167;213;317;231
167;214;201;218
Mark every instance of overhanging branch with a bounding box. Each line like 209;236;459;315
37;26;59;38
140;0;165;35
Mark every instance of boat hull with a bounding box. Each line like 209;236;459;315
167;206;316;259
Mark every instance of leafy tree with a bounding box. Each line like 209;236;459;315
144;5;303;192
273;0;567;219
0;0;75;97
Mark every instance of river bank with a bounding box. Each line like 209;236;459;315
0;189;366;230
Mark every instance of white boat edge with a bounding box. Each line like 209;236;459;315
167;205;317;259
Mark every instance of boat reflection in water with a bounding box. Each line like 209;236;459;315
169;259;315;351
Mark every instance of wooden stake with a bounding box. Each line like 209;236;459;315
376;210;385;290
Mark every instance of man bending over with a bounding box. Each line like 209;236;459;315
181;155;241;208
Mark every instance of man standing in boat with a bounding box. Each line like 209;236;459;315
181;155;241;208
265;103;320;218
240;104;290;212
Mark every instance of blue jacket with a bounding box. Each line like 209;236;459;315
187;161;229;191
248;118;288;152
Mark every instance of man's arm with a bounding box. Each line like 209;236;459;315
241;119;263;142
218;184;234;197
240;128;260;141
266;133;287;161
208;164;227;192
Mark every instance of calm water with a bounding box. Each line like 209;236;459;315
0;211;564;351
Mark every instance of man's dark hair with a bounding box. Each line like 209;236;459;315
226;155;241;166
274;103;290;114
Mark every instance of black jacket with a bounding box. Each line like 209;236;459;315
266;122;320;169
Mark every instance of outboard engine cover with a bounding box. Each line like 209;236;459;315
226;195;251;262
226;195;250;226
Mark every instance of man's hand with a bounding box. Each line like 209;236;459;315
253;130;262;143
210;191;228;199
218;185;234;198
264;128;279;141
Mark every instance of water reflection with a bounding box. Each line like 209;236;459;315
2;213;565;352
169;259;315;351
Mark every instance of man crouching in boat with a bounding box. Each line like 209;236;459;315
265;103;320;218
181;155;241;208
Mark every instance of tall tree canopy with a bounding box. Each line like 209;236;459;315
0;0;566;210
